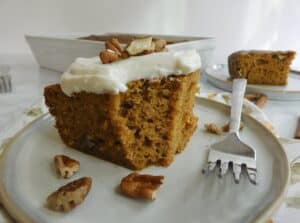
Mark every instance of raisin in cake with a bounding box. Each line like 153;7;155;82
44;38;201;170
228;50;295;85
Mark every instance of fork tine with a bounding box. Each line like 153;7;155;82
219;162;229;177
0;76;7;92
246;168;257;185
8;76;12;92
0;78;3;93
233;164;242;183
0;75;12;93
6;75;12;92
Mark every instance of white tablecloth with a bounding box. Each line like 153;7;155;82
1;54;300;223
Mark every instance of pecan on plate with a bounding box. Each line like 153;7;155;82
120;173;164;200
46;177;92;212
244;93;268;108
222;122;244;132
204;123;222;135
54;155;80;178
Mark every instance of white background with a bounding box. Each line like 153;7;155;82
0;0;300;63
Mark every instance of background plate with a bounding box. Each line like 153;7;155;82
0;98;290;223
205;64;300;101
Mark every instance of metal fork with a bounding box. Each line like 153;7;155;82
0;65;12;93
203;79;257;185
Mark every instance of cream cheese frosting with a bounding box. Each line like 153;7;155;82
60;50;201;96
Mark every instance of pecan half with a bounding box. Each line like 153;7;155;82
54;155;80;178
105;38;122;56
222;122;244;132
125;36;155;56
99;38;124;63
120;173;164;200
46;177;92;212
100;49;120;64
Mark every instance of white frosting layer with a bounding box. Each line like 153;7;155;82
61;50;201;96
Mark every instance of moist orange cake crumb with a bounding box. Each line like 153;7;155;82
44;71;200;170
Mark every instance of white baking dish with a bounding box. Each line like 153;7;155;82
25;33;215;73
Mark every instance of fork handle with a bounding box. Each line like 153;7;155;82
230;79;247;133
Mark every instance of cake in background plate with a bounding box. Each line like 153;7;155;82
228;50;295;85
44;37;201;170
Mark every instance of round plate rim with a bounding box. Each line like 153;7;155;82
0;98;291;223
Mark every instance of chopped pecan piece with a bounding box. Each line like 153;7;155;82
105;38;122;56
125;36;155;56
120;173;164;200
204;123;222;135
100;49;120;64
54;155;80;178
222;122;244;132
99;38;124;63
154;39;167;52
99;36;167;63
46;177;92;212
121;50;130;59
244;93;268;108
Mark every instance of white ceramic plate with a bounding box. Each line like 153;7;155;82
205;64;300;100
0;98;290;223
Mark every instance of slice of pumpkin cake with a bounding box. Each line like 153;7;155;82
44;37;201;170
228;50;295;85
